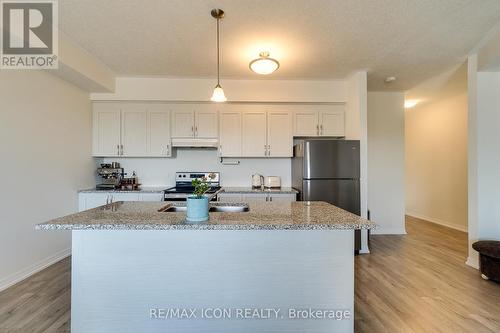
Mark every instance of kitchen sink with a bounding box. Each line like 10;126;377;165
161;203;249;213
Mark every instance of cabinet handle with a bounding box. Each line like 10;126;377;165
316;124;319;136
195;126;198;137
268;145;271;157
117;144;120;156
320;124;323;135
120;144;124;155
191;126;194;136
269;195;273;202
265;196;268;202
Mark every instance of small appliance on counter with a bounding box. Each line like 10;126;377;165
264;176;281;189
251;174;264;188
164;172;221;202
96;163;124;190
120;171;140;191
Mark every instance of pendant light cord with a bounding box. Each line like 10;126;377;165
216;16;220;86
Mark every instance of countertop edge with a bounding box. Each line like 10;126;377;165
36;223;374;231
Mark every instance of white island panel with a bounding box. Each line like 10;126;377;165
71;229;354;333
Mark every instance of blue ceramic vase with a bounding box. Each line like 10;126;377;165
186;196;209;222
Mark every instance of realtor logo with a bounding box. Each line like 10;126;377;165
1;0;58;69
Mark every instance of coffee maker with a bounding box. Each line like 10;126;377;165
96;163;124;190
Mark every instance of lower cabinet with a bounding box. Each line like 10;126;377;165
218;192;296;203
78;192;163;212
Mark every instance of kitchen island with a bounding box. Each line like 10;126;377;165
37;201;374;333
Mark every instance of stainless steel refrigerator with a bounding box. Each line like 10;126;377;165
292;139;361;251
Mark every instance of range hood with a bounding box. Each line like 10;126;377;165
171;138;219;148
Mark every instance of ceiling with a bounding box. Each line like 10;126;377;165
59;0;500;91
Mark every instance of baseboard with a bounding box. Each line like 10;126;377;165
371;227;407;235
406;212;467;232
466;256;479;269
0;248;71;292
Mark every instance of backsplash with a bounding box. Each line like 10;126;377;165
101;149;291;187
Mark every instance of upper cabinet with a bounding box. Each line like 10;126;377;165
92;102;171;157
219;108;242;157
92;102;345;158
93;103;121;156
293;104;345;137
171;105;218;139
219;105;293;158
267;107;293;157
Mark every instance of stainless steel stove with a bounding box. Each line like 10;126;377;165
164;172;221;201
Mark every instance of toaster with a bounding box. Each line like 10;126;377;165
264;176;281;188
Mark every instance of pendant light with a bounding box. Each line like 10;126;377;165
210;8;227;102
249;51;280;75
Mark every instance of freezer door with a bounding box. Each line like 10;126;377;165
303;140;360;179
302;179;360;215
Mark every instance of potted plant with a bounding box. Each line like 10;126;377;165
186;177;210;222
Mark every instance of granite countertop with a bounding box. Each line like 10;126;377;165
79;186;168;193
222;187;298;194
36;201;375;231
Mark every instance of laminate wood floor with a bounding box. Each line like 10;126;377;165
1;217;499;332
355;216;500;332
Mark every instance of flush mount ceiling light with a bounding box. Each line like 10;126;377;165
385;76;397;83
210;8;227;102
249;51;280;75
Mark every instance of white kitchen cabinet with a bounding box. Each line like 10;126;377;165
218;110;242;157
217;193;243;203
171;106;195;138
93;102;172;157
293;110;319;137
79;192;164;212
242;110;267;157
78;193;110;212
319;105;345;137
241;193;268;202
171;105;218;139
293;105;345;137
121;107;148;156
148;105;172;157
268;193;296;202
195;106;218;138
93;103;121;156
267;109;292;157
138;193;164;201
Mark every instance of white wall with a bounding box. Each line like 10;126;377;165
367;92;406;234
91;77;348;103
102;150;291;187
0;70;95;290
405;65;468;232
466;54;500;268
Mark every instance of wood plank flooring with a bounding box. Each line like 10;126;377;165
355;216;500;332
1;216;499;332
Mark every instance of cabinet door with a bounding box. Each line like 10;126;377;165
241;193;268;202
267;109;293;157
217;193;243;203
79;193;109;212
171;106;195;138
195;106;218;138
242;110;267;157
293;110;319;137
319;105;345;137
121;105;148;156
148;105;171;157
219;110;242;157
109;193;140;202
269;193;297;202
92;103;121;156
138;193;164;201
